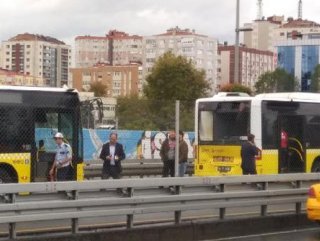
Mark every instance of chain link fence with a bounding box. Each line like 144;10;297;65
0;88;82;183
0;91;197;183
82;99;196;178
83;100;194;159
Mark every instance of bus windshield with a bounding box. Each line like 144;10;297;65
198;101;250;144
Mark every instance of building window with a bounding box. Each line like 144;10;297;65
26;45;31;48
301;45;319;91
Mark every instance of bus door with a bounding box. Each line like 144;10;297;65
278;115;306;173
33;109;76;181
33;110;57;181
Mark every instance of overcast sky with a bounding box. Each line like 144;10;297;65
1;0;320;45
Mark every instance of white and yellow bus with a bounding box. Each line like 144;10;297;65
0;86;84;183
195;92;320;176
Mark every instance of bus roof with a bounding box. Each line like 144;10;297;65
255;92;320;102
0;85;78;93
197;96;253;103
197;92;320;103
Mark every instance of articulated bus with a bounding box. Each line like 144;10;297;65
0;86;84;183
195;92;320;176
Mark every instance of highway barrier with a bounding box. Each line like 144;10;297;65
84;159;194;178
0;173;319;240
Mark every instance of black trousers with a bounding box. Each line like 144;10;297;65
162;160;175;177
102;166;121;179
101;165;124;193
57;165;73;181
242;168;257;175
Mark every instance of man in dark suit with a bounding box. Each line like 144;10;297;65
99;133;126;180
241;133;259;175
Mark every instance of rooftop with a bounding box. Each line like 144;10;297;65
75;30;142;41
8;33;65;45
156;26;207;37
281;18;320;28
0;68;40;78
75;36;108;41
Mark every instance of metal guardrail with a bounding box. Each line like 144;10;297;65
84;159;194;178
0;173;319;240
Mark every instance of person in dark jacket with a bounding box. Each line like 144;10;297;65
160;131;176;177
241;134;259;175
99;132;126;180
178;131;189;177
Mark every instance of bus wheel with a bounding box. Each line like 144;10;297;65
0;169;13;183
312;160;320;172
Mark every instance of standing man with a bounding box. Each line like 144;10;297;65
241;133;259;175
99;133;126;180
49;132;73;181
160;131;176;177
178;131;188;177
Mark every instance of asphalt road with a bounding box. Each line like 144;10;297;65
212;228;320;241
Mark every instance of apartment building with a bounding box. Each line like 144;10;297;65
243;16;284;51
108;30;143;66
70;64;139;97
75;36;109;68
75;30;143;68
219;45;275;89
273;18;320;43
0;33;72;87
143;27;218;91
0;68;44;86
244;16;320;53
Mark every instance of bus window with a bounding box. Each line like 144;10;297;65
35;112;58;153
198;101;250;144
59;113;73;146
0;107;32;153
35;111;74;153
306;116;320;148
199;111;213;141
262;101;302;149
213;102;250;144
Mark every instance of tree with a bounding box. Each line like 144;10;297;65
89;81;108;97
310;64;320;92
143;52;210;130
219;84;252;95
116;95;157;130
255;68;297;94
144;52;210;101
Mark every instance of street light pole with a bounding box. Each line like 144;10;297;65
234;0;240;84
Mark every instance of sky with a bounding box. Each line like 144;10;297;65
1;0;320;45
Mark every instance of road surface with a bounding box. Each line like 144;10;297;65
213;228;320;241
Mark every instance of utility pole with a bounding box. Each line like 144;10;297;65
234;0;240;84
234;0;252;85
